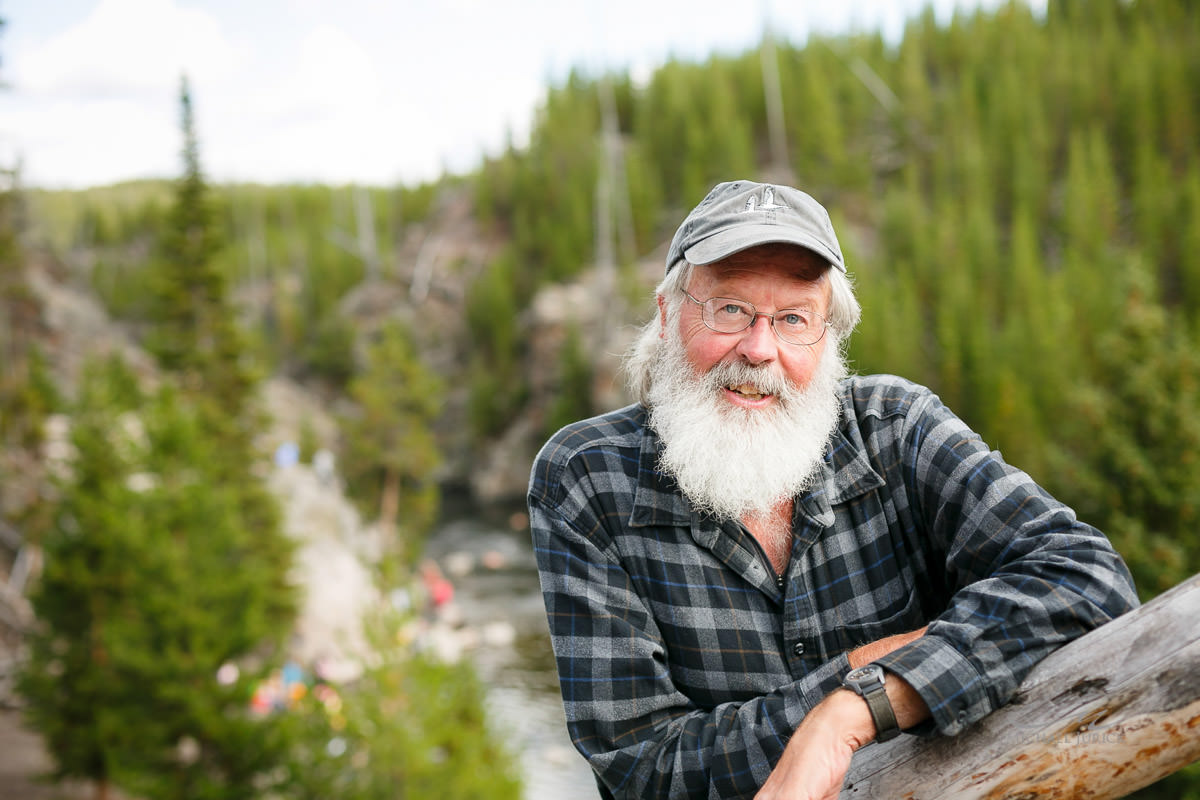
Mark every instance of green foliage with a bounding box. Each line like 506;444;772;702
0;165;60;539
19;356;296;799
297;310;357;388
0;169;38;443
1129;761;1200;800
394;179;442;226
340;320;444;578
27;181;171;256
146;77;258;428
282;611;522;800
35;175;430;386
543;324;595;439
465;252;528;439
1048;266;1200;598
0;343;59;451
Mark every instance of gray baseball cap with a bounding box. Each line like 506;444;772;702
665;180;846;274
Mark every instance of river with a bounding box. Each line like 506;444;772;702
424;514;597;800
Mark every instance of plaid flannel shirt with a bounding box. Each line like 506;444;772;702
528;374;1137;799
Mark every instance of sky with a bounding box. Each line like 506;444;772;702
1;0;1028;189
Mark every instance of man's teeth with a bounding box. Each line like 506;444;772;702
729;384;767;400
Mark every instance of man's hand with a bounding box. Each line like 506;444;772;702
756;627;932;799
754;689;872;800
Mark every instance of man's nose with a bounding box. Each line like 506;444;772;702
734;315;778;364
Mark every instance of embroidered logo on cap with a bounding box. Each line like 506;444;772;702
742;186;788;214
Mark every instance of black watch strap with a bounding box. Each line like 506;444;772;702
843;664;901;742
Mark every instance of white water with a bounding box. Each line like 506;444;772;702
425;517;597;800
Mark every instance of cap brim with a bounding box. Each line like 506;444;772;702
683;225;845;272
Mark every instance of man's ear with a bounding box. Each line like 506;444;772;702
656;294;668;339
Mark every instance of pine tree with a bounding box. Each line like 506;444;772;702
146;76;256;430
19;357;295;800
18;358;138;800
1050;264;1200;597
790;45;847;185
146;74;295;625
340;320;444;581
1059;125;1124;346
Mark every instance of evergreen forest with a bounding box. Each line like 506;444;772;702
2;0;1199;797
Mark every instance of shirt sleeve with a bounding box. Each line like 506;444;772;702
529;497;850;799
871;386;1139;736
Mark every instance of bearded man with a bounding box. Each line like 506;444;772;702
528;180;1137;800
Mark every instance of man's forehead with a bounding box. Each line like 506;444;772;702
705;243;831;281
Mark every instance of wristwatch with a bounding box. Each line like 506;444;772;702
842;664;901;742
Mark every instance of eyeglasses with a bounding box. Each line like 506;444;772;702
682;289;830;346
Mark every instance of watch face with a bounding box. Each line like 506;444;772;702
847;665;879;682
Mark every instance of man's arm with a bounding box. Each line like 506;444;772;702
847;627;927;671
848;381;1139;739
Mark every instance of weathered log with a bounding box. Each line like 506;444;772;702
842;573;1200;799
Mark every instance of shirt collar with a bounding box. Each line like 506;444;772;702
795;418;885;528
630;420;692;528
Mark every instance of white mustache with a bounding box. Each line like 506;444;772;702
704;361;793;399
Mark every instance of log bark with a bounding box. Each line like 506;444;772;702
842;573;1200;799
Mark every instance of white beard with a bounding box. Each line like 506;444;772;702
646;329;846;523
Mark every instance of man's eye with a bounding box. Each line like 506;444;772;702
720;303;747;316
781;312;807;326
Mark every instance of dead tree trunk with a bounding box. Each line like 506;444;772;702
842;573;1200;798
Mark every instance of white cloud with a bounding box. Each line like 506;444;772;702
2;0;243;185
3;96;179;187
201;23;413;184
283;25;382;118
198;15;545;185
14;0;238;98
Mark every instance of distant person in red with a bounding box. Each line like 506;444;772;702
527;180;1138;799
420;559;454;610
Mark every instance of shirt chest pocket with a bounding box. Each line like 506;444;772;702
799;509;928;652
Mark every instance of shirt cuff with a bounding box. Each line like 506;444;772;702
785;650;853;730
873;635;991;737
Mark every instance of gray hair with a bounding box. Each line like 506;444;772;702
622;261;861;405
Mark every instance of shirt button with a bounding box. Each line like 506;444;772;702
792;642;805;656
